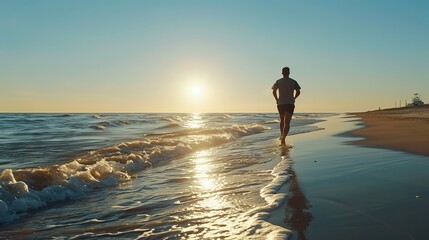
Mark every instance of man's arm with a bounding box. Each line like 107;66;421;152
272;82;279;103
272;89;278;104
294;89;301;100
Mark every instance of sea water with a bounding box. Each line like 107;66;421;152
0;113;333;239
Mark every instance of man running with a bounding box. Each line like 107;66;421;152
272;67;301;145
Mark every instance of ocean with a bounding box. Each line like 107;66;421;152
0;113;333;239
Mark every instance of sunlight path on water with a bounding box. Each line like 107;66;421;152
0;113;330;239
184;113;205;129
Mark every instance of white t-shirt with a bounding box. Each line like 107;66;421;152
272;77;301;105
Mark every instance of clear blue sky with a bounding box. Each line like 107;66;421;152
1;0;428;112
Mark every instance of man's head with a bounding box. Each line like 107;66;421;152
282;67;290;77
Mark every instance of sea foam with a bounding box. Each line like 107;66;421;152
0;124;268;224
231;153;293;239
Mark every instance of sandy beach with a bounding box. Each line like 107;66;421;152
349;106;429;157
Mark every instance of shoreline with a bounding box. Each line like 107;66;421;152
272;114;429;239
348;106;429;157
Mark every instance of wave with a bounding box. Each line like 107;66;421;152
161;116;184;123
91;125;106;130
89;120;131;130
263;119;280;124
0;124;269;224
294;113;337;119
156;123;181;129
119;120;130;125
213;114;232;121
90;121;111;130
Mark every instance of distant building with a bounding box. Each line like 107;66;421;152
407;93;425;107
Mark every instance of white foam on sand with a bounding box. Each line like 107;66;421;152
230;154;293;239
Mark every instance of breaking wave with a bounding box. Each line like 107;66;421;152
0;124;269;224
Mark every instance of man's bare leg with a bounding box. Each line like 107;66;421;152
280;112;293;145
279;113;285;139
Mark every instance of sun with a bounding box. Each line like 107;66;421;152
189;84;203;98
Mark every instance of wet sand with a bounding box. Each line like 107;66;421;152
349;106;429;157
268;114;429;240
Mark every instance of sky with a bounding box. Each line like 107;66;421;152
1;0;428;113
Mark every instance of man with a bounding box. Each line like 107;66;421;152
272;67;301;146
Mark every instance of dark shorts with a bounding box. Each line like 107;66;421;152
277;104;295;115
